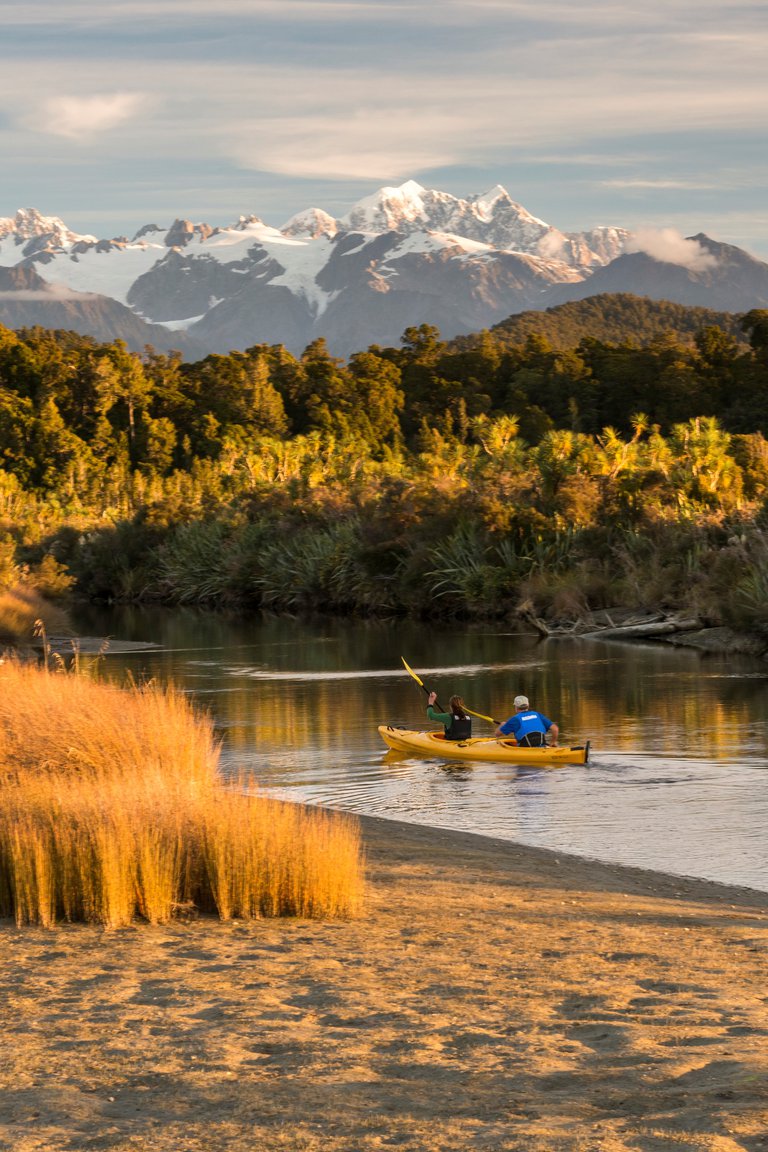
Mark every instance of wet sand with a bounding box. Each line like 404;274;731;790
1;814;767;1152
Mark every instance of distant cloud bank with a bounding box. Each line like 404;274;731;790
625;228;718;272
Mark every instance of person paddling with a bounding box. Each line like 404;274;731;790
427;691;472;741
495;695;559;747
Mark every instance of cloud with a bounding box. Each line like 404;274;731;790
602;179;723;191
35;93;146;140
1;1;411;20
225;109;468;180
0;287;99;301
1;0;767;255
536;231;567;259
4;0;766;31
625;228;718;272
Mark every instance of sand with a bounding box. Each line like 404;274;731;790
1;814;767;1152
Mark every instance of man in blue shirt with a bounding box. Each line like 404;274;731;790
495;695;559;747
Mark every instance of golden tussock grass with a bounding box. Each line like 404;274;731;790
0;585;69;647
0;661;364;927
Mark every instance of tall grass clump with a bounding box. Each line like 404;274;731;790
0;662;363;927
202;780;364;920
0;585;69;648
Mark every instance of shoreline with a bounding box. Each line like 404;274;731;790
357;811;768;906
2;813;767;1151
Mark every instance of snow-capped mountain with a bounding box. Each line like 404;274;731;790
338;181;625;269
0;207;97;259
0;182;763;357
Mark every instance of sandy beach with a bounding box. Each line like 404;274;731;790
1;814;767;1152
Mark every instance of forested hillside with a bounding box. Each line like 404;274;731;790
476;294;747;352
2;302;768;626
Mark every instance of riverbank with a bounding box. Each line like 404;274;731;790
2;815;766;1152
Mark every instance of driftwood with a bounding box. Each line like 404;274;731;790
517;606;701;640
580;617;700;640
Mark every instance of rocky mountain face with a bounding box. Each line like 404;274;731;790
0;186;765;358
0;260;201;355
546;235;768;313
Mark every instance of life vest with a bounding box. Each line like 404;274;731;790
514;711;548;745
445;714;472;741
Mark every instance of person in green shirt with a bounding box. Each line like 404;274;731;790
427;690;472;741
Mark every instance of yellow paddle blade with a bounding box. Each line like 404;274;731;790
401;657;425;688
403;658;497;723
464;705;500;725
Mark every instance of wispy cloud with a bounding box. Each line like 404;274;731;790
603;179;724;191
5;0;766;28
1;0;767;254
30;92;146;141
225;108;472;180
625;228;718;272
0;1;425;26
0;286;99;301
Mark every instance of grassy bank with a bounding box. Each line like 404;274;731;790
0;662;363;927
0;584;69;648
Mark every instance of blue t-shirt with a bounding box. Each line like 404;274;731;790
499;710;553;739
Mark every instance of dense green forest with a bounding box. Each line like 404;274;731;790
2;296;768;627
478;294;748;353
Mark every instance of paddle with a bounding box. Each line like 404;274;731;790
401;657;444;711
464;705;502;725
401;657;502;725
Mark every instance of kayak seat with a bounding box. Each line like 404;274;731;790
518;732;545;747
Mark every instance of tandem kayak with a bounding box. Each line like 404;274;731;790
378;725;590;766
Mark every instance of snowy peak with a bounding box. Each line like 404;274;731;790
280;208;338;239
0;207;97;261
1;185;628;278
469;185;513;222
0;207;95;246
233;214;266;231
336;180;622;268
341;181;430;233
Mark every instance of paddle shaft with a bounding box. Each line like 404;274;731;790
401;658;501;724
401;657;444;712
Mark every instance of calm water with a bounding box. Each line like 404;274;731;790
70;605;768;892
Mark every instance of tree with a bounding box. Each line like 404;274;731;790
31;398;93;490
400;324;444;365
346;351;405;448
97;343;153;453
0;388;35;482
741;309;768;363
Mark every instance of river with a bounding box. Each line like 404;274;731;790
70;604;768;892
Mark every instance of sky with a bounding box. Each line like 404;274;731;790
2;0;767;257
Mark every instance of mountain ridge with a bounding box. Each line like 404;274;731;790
0;185;765;357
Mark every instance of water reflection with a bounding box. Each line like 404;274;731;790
70;604;768;892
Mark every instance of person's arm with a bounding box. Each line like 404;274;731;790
427;707;452;722
547;722;559;747
426;691;451;724
495;716;517;741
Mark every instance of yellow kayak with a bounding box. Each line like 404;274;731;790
378;725;590;765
